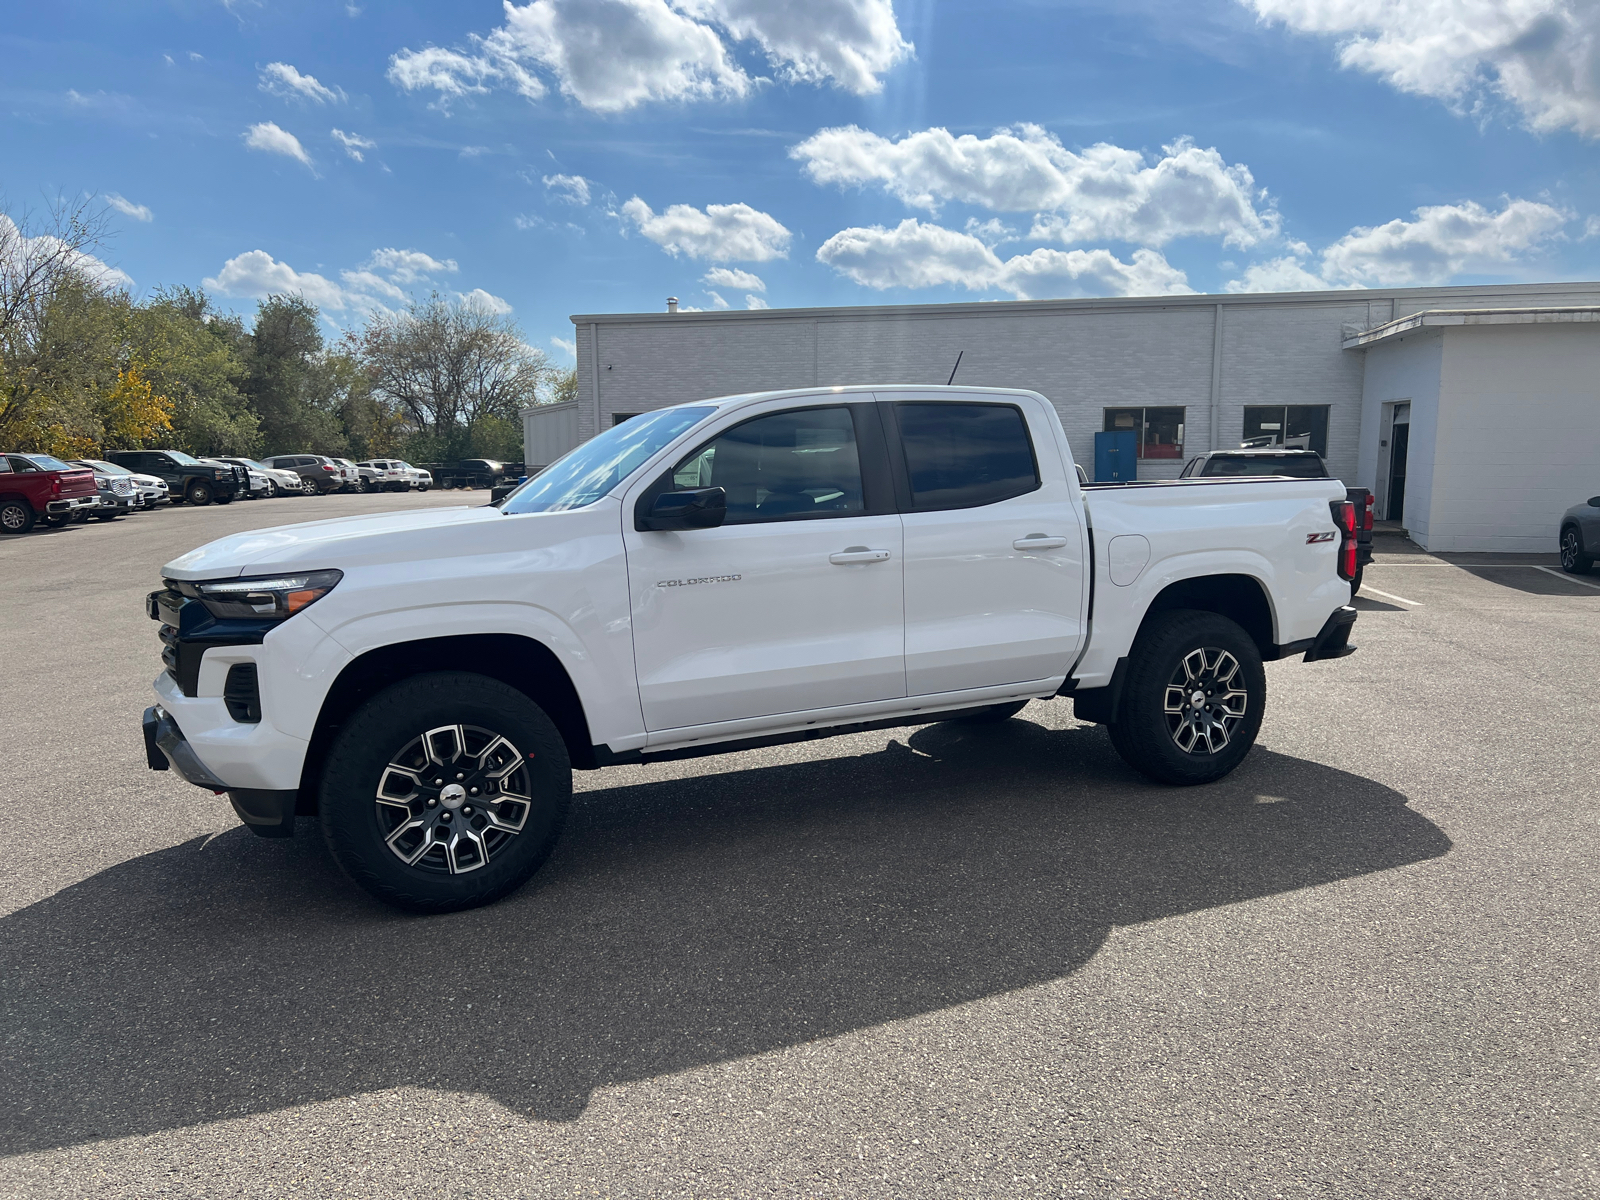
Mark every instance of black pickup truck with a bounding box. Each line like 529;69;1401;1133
1179;449;1374;591
422;458;526;490
106;449;249;506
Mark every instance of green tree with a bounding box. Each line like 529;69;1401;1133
124;287;258;454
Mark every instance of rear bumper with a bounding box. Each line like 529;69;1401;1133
1303;605;1358;662
46;496;98;514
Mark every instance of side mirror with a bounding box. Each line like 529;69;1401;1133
640;487;727;531
1588;496;1600;508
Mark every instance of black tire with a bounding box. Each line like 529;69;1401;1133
952;699;1029;724
319;672;572;913
300;478;317;496
216;493;233;505
1106;610;1266;786
187;480;214;506
0;500;35;534
1560;525;1593;575
264;480;278;498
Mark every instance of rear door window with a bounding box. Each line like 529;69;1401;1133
891;403;1040;510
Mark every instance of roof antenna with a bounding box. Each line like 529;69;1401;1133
946;350;964;386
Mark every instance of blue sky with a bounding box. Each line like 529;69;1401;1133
6;0;1599;362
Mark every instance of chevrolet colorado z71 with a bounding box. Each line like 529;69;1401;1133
0;453;100;532
142;387;1359;912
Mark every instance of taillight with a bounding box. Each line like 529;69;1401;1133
1330;500;1357;581
321;464;335;472
1362;493;1374;531
51;476;62;496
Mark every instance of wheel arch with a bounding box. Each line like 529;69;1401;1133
1562;519;1586;551
297;632;599;812
1139;573;1277;660
0;491;36;509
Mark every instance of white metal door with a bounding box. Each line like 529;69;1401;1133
891;398;1088;696
623;403;905;732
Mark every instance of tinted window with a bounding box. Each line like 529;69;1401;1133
0;458;10;473
895;403;1039;510
670;406;864;525
9;456;39;472
22;454;74;471
1200;454;1327;479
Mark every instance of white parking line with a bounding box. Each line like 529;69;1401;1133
1532;565;1600;591
1359;585;1422;606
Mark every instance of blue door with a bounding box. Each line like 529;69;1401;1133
1094;430;1138;483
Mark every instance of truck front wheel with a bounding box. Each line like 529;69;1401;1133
1106;610;1265;786
319;672;572;913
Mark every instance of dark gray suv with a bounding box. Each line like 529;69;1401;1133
261;454;344;495
1560;496;1600;574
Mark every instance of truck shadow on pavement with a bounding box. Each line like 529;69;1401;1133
1;723;1450;1153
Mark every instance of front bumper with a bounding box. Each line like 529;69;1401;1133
144;704;299;837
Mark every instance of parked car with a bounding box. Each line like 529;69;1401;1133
329;458;365;492
70;461;142;519
0;452;100;533
399;461;433;491
354;459;413;492
424;458;520;490
73;458;170;507
1180;448;1375;593
1559;495;1600;574
202;457;272;500
106;449;248;506
140;385;1361;913
260;454;344;494
213;456;301;498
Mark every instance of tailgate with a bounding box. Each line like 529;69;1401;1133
59;470;99;498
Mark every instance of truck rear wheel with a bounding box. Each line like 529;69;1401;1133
1106;610;1265;786
319;672;572;913
0;500;35;534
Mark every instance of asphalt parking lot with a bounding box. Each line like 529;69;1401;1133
3;495;1596;1200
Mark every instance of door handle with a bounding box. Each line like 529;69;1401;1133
829;547;892;564
1013;535;1068;550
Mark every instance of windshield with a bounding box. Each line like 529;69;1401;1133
84;459;133;475
166;450;203;465
230;457;267;470
23;454;74;471
502;406;717;514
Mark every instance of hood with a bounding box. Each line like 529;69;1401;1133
161;504;510;580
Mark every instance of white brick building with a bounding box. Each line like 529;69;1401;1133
556;281;1600;552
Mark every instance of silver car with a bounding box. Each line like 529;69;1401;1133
73;458;170;506
1559;495;1600;574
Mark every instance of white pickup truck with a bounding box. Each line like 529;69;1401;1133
142;386;1359;912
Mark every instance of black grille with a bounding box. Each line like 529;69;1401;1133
223;663;261;723
159;622;180;676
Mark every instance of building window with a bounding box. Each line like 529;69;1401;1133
1104;407;1185;459
611;412;638;425
1241;405;1328;456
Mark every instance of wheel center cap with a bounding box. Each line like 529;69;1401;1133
439;783;467;810
1190;689;1207;708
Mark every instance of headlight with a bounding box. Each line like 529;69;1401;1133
213;468;231;479
190;569;343;620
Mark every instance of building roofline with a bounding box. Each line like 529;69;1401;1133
571;280;1600;327
1341;305;1600;349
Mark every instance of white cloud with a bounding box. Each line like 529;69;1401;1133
706;289;731;309
458;287;513;313
550;335;577;358
105;193;153;222
676;0;911;95
204;250;349;309
259;62;344;104
388;0;908;113
621;197;791;261
243;122;313;168
543;173;591;205
338;268;407;301
331;128;376;161
703;265;764;291
365;247;459;283
1243;0;1600;138
745;293;769;309
815;218;1192;299
1227;197;1572;291
792;124;1278;249
0;213;134;291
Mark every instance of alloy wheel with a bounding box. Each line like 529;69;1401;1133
1163;647;1249;755
374;724;535;875
1;503;29;532
1561;528;1580;571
